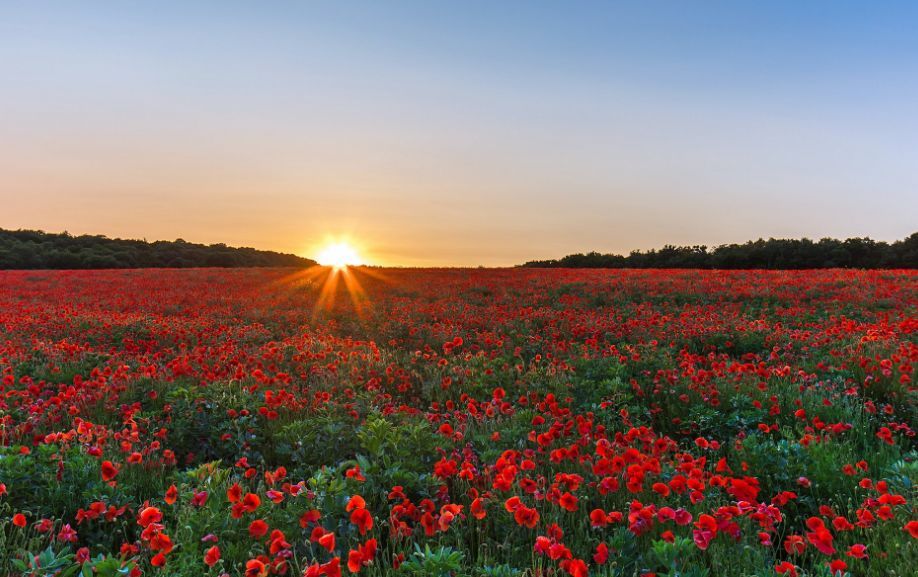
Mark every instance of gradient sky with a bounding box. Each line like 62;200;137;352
2;1;917;266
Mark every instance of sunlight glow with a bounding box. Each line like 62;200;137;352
316;242;362;268
273;257;392;322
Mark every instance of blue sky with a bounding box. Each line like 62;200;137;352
2;1;916;265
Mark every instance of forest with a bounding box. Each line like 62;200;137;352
0;229;316;269
522;233;918;269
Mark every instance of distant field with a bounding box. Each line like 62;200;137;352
0;268;915;577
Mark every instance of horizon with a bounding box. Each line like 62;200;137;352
3;2;917;266
2;226;913;271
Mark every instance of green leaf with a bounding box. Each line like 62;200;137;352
58;566;82;577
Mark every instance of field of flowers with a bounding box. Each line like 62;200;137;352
0;267;915;577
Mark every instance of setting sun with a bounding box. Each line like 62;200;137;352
316;242;362;268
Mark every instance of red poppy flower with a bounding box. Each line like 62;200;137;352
513;506;539;529
241;492;261;512
470;497;487;519
164;484;178;505
558;492;578;512
245;559;268;577
101;461;119;482
318;531;336;552
784;535;806;555
204;545;221;567
227;484;242;503
137;506;162;528
832;516;854;531
57;523;77;543
560;558;588;577
268;529;290;554
300;509;321;528
590;509;608;528
652;482;670;497
347;549;364;573
806;527;836;556
346;495;366;512
149;531;173;553
593;542;609;564
321;557;342;577
846;544;868;559
692;514;718;550
350;508;373;535
249;519;269;538
346;538;377;573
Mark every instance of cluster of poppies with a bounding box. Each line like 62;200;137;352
0;267;915;576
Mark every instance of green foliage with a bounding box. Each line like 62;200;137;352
522;233;918;269
9;545;135;577
355;414;445;497
883;456;918;492
0;446;101;522
474;564;523;577
273;408;362;473
0;228;316;269
397;544;467;577
650;537;706;577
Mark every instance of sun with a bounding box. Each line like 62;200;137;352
316;242;362;268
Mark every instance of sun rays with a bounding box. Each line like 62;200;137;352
275;263;391;323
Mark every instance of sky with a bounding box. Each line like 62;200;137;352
2;1;917;266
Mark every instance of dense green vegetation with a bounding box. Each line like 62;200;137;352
523;233;918;269
0;229;316;269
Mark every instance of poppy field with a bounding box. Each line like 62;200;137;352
0;267;915;577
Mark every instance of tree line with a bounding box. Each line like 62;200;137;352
0;229;317;269
522;233;918;269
